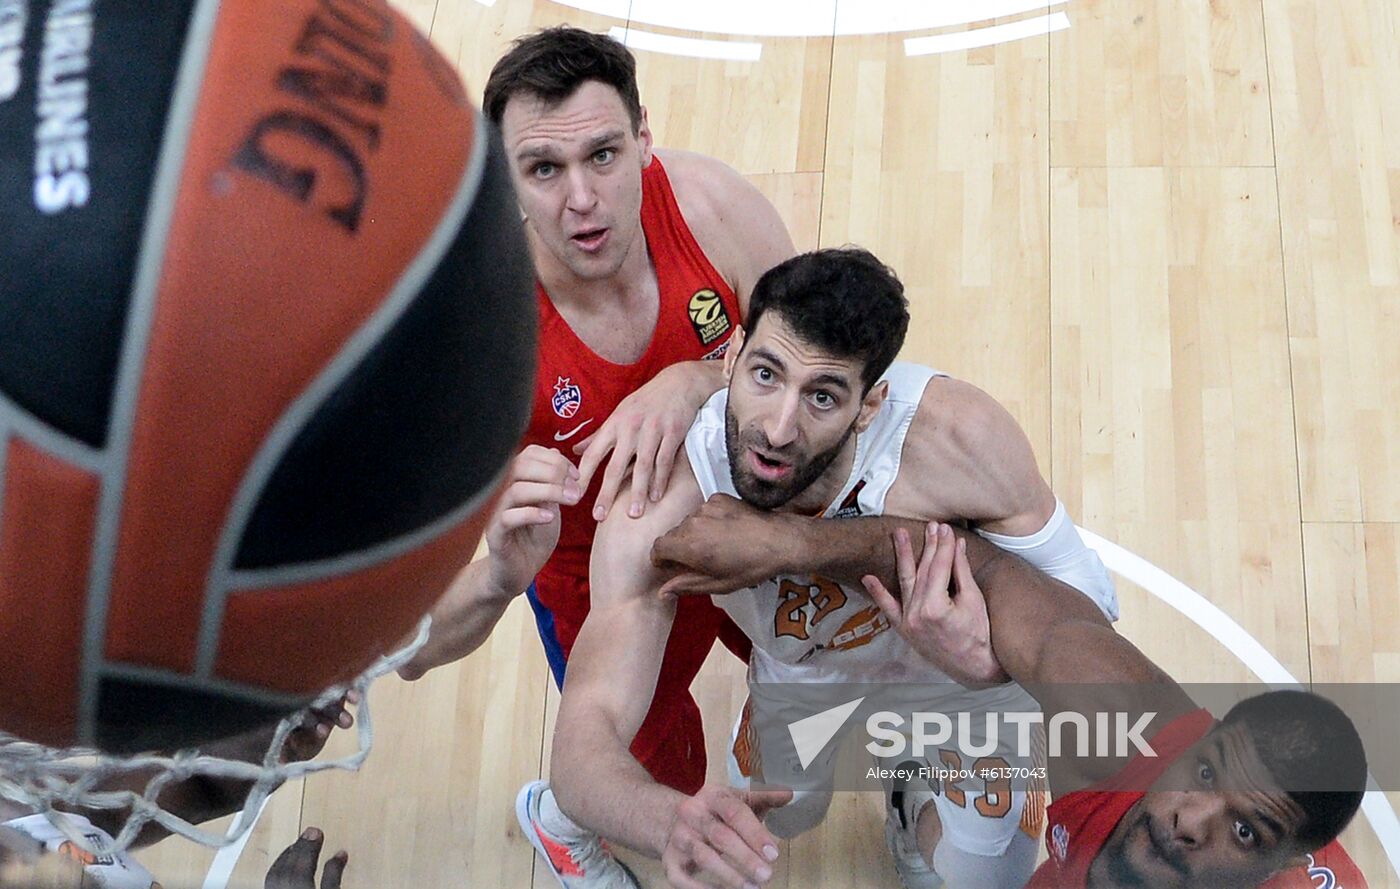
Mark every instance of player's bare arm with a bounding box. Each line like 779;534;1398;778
400;446;581;680
551;460;789;889
575;149;796;521
865;525;1196;793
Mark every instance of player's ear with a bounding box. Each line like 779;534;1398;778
855;380;888;433
637;105;654;167
722;327;745;381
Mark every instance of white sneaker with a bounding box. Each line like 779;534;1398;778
515;780;642;889
884;761;945;889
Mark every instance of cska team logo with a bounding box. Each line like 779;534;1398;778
552;376;582;419
1051;823;1070;861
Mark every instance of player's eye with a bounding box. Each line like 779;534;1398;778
1234;821;1256;846
532;162;557;179
593;148;616;165
810;390;836;410
1197;762;1214;785
753;366;776;385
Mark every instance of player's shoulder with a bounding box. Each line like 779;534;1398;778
653;147;752;213
597;449;703;543
895;374;1047;520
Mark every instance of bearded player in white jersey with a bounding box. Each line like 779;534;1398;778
548;247;1118;889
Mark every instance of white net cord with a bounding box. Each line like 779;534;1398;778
0;615;431;857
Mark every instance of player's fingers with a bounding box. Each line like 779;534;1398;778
744;787;795;823
319;851;348;889
574;427;615;494
704;820;777;883
267;829;323;885
721;792;784;864
862;574;904;629
592;434;638;522
917;524;956;604
658;572;727;598
650;430;681;503
893;527;919;602
628;423;662;518
951;537;985;608
661;854;712;889
512;449;580;486
497;479;579;512
495;506;556;530
689;840;755;889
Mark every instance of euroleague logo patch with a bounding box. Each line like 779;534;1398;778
688;288;732;346
552;376;582;419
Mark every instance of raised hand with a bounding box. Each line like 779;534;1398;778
575;360;723;522
661;785;792;889
861;523;1008;686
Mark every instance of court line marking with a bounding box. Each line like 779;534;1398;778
608;26;762;62
905;12;1070;57
1079;527;1400;880
559;0;1068;38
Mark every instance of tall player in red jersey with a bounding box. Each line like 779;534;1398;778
398;27;795;889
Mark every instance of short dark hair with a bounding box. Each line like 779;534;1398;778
743;247;910;392
483;26;643;132
1221;690;1367;850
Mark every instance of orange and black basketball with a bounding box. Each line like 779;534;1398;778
0;0;534;751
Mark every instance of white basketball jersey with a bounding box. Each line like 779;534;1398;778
2;813;160;889
687;362;963;685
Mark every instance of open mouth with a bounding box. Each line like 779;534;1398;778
570;227;608;252
748;449;792;481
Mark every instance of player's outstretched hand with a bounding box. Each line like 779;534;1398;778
662;785;791;889
862;523;1009;685
281;688;360;764
484;445;579;597
651;494;799;597
265;828;347;889
575;361;723;522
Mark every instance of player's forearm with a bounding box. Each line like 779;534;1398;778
787;514;930;591
550;713;685;857
400;557;515;679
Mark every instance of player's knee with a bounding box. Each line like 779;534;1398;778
761;789;831;839
931;826;1037;889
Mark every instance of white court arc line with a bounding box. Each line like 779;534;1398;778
905;12;1070;57
1078;527;1400;880
559;0;1068;38
609;27;762;62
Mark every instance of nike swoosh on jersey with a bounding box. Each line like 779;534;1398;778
553;418;594;441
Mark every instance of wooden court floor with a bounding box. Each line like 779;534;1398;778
141;1;1400;886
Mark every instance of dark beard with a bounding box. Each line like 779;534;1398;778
724;401;854;509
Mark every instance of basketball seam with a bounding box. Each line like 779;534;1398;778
76;0;227;747
225;462;507;592
196;106;492;679
0;395;107;473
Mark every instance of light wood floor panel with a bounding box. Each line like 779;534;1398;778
1050;166;1312;679
1265;0;1400;522
1050;0;1274;167
634;33;834;175
821;22;1053;461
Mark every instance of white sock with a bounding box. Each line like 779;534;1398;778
537;784;593;843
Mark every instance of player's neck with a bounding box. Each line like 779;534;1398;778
534;224;654;313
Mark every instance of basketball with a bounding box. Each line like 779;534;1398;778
0;0;534;752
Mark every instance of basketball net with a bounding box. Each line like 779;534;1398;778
0;616;431;855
